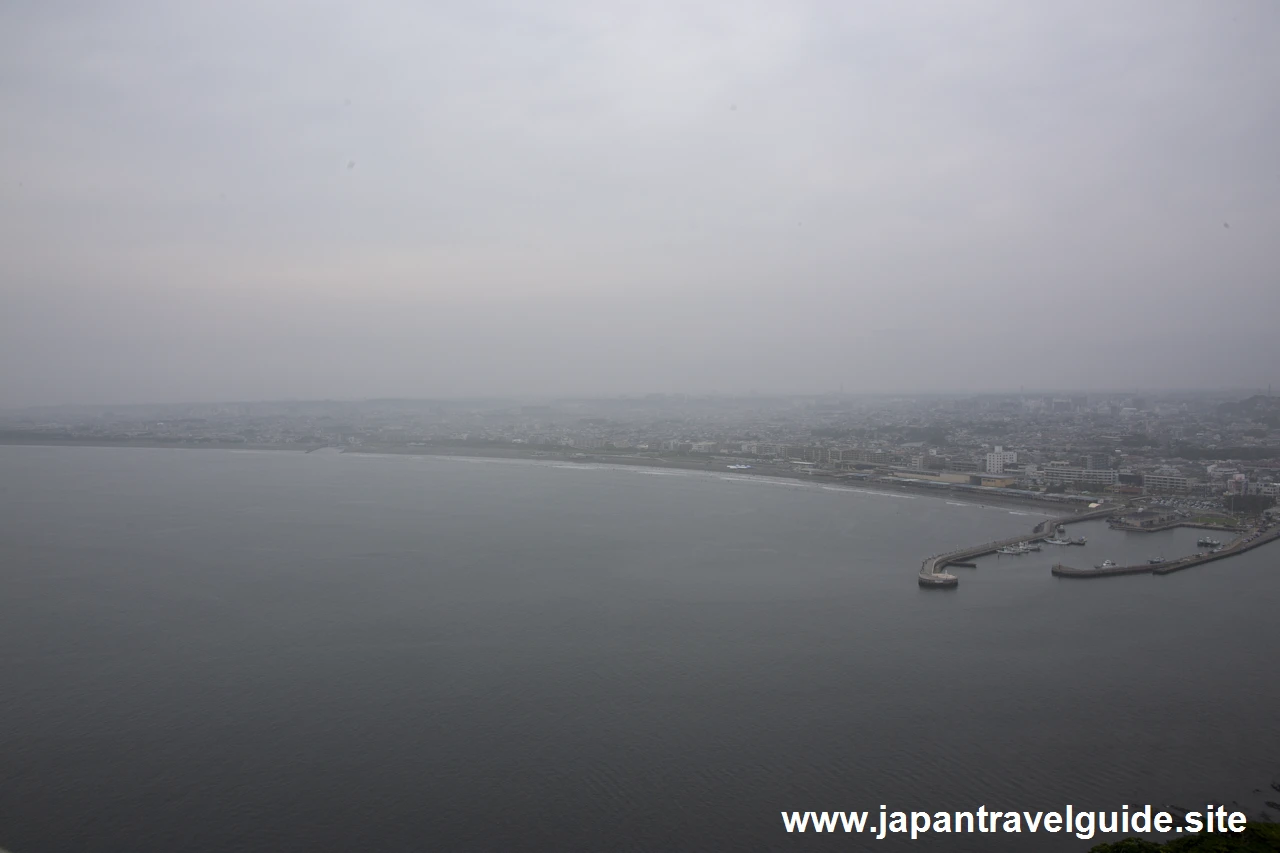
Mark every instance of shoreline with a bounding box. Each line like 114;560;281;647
0;438;1089;515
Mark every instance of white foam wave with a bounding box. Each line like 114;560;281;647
847;489;917;499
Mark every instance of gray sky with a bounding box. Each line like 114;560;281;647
3;0;1278;406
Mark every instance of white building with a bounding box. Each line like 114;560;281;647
1043;465;1118;487
1145;473;1193;493
985;445;1018;474
1227;476;1279;497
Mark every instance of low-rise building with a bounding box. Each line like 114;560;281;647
1144;473;1192;493
1043;465;1119;487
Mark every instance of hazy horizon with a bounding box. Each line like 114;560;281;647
5;1;1279;407
4;385;1277;414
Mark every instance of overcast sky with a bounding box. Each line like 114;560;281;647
2;0;1278;406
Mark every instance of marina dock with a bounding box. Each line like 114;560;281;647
1052;525;1280;579
918;505;1121;588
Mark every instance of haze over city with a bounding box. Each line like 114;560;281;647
3;0;1279;407
5;6;1280;851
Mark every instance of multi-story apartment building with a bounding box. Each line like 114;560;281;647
1043;463;1119;487
985;445;1017;474
1144;473;1192;493
1079;454;1111;471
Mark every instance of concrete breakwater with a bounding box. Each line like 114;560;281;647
1052;525;1280;579
1107;519;1244;534
1051;562;1154;578
918;505;1122;588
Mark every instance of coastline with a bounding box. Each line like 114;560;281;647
0;438;1085;515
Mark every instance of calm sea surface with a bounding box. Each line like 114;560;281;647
1;446;1276;852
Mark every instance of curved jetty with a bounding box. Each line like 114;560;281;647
918;560;959;587
1052;524;1280;579
918;505;1121;588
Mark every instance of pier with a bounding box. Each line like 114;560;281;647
1052;524;1280;579
918;505;1121;588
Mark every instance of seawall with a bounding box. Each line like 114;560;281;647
1052;526;1279;579
917;505;1122;588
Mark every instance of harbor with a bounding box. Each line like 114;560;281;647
917;505;1120;587
918;503;1278;587
1052;523;1280;578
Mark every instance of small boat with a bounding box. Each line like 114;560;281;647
1072;537;1087;545
1147;557;1166;565
1095;560;1118;569
1024;543;1041;552
1045;537;1072;545
1197;537;1221;547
